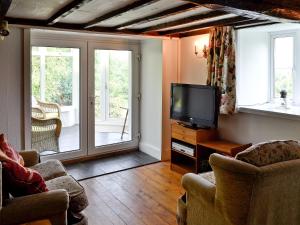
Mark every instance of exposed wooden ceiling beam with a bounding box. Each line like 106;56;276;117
47;0;93;25
84;0;160;29
178;28;210;38
115;3;198;30
0;0;12;19
5;17;150;36
140;11;228;33
159;16;250;35
183;0;300;22
235;21;278;30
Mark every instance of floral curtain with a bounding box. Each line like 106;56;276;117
207;26;236;114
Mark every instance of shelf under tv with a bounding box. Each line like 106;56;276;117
170;123;252;174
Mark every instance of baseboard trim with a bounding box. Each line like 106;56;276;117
139;142;161;160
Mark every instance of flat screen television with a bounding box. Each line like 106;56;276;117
170;83;219;128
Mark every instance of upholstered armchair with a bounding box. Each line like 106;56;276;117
178;150;300;225
0;151;69;225
0;150;89;225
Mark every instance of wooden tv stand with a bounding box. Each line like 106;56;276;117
170;123;251;174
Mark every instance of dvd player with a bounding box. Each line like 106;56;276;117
172;142;195;156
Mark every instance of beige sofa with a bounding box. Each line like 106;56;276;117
178;153;300;225
0;151;88;225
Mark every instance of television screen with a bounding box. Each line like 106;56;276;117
170;83;219;128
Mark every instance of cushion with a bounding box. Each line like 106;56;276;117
236;140;300;167
199;171;216;184
0;134;24;166
2;159;48;197
30;159;67;181
46;175;88;213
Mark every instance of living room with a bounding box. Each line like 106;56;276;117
1;1;300;225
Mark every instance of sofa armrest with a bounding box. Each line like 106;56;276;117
182;173;216;203
0;190;69;225
19;150;40;167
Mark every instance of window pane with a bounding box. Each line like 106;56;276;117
31;47;80;155
45;56;73;106
94;49;132;147
108;51;129;118
274;36;294;99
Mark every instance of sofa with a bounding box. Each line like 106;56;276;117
0;150;88;225
177;141;300;225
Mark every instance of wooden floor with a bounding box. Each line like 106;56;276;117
81;162;184;225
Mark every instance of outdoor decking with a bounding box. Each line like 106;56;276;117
59;125;130;153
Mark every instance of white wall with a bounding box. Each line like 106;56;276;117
0;28;24;149
237;30;269;105
139;39;163;160
180;35;209;84
179;30;300;145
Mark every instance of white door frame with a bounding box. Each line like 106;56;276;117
87;41;140;155
26;35;88;161
24;29;140;160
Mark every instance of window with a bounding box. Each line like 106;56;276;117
236;25;300;119
271;35;295;100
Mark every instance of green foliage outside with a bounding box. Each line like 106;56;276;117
31;47;73;106
94;50;129;119
32;48;129;119
108;52;129;118
32;56;41;100
45;56;73;105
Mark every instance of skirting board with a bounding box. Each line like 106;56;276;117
139;142;161;160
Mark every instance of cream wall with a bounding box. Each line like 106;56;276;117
161;39;179;160
179;34;209;84
0;27;24;149
179;33;300;144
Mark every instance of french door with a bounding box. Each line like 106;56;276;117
87;42;140;155
29;35;139;161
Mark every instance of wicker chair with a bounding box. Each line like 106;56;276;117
36;100;61;119
31;117;62;154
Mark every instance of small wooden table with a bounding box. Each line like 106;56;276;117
198;140;252;157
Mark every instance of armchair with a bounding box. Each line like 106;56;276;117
178;153;300;225
0;151;69;225
0;150;88;225
36;100;61;119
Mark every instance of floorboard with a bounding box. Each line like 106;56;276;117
81;162;184;225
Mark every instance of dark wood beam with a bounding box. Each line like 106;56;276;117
159;16;250;35
115;3;199;30
47;0;93;25
235;21;278;30
5;17;151;36
184;0;300;22
84;0;160;29
178;28;210;38
0;0;12;19
233;19;272;27
140;11;228;33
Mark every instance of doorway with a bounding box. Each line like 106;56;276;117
29;34;140;160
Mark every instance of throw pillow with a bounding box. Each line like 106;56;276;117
0;133;24;166
2;158;48;197
235;140;300;167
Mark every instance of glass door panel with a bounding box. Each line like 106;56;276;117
94;50;132;147
31;47;80;155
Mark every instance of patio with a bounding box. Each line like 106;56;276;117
59;124;130;153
